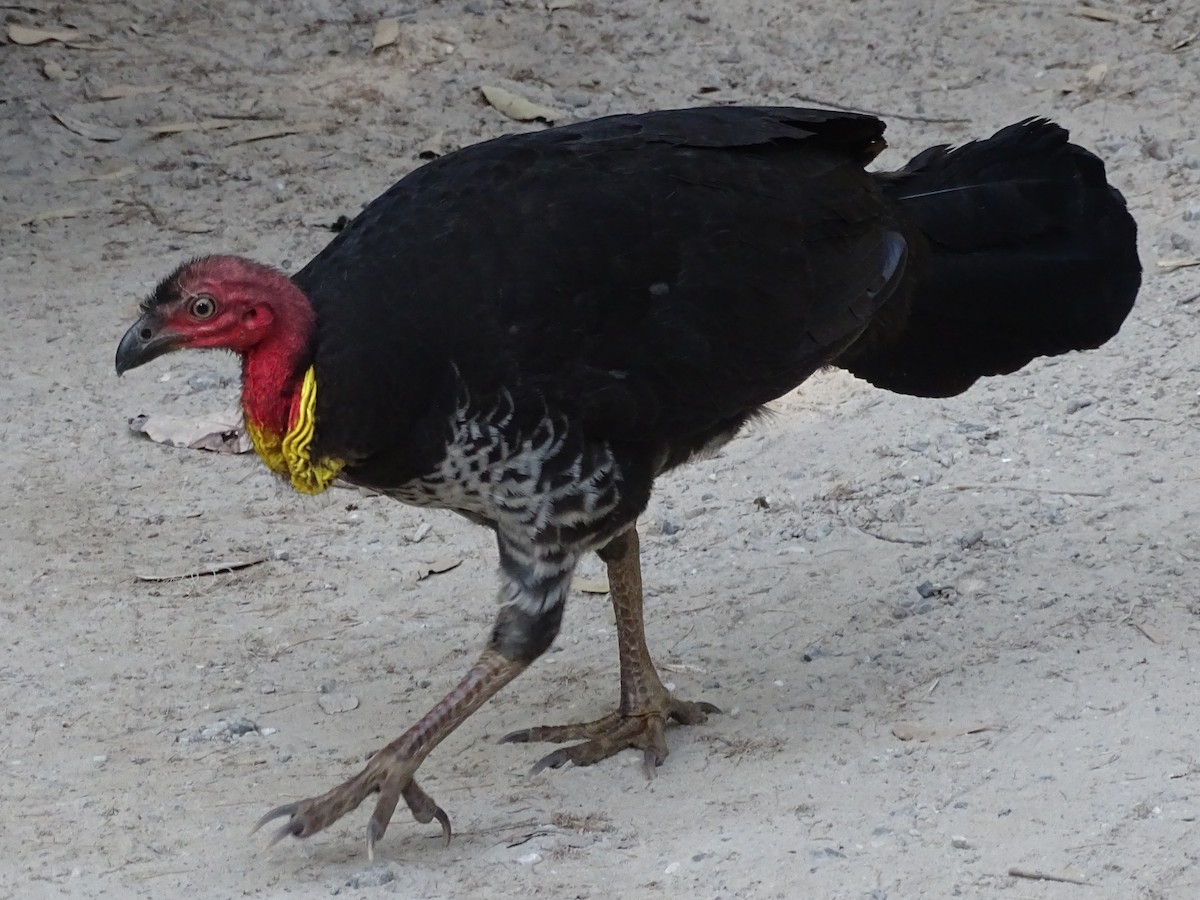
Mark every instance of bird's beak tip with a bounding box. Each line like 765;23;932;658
115;313;178;376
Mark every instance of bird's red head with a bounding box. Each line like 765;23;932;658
116;254;316;437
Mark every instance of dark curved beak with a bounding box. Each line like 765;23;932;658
115;313;181;375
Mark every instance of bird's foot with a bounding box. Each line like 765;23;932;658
251;649;527;857
501;695;720;779
254;750;451;860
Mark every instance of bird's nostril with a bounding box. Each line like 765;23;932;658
140;327;153;340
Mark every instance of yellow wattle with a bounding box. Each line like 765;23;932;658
244;366;345;495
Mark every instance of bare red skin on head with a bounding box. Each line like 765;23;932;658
161;256;315;438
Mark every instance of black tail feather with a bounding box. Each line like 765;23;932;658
838;118;1140;398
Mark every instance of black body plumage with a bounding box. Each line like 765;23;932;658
290;106;1138;609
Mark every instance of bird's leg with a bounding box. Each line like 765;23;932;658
502;526;719;777
255;599;565;858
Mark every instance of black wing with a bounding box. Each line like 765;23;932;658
297;107;909;479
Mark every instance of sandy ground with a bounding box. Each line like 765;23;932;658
3;0;1200;897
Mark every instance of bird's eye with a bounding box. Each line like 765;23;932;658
189;295;217;320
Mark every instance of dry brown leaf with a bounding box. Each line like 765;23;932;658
572;577;611;594
52;111;121;142
136;558;267;582
891;721;1000;742
1074;5;1134;25
480;85;564;123
227;122;319;145
1158;257;1200;271
97;83;168;100
372;17;400;51
417;558;463;580
6;23;86;45
128;411;252;454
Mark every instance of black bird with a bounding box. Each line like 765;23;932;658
114;106;1140;857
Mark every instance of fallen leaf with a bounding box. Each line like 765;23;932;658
891;721;1000;742
227;122;319;145
317;692;360;714
128;411;253;454
6;23;86;45
1073;5;1134;25
417;129;445;160
417;558;463;580
41;60;77;80
52;111;121;142
480;85;564;123
572;576;610;594
1173;29;1198;51
136;558;267;582
96;83;168;100
372;17;400;51
1158;257;1200;271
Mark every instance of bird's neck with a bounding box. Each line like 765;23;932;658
239;286;315;441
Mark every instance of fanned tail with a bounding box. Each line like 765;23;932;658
837;118;1141;397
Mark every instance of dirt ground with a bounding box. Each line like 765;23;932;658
3;0;1199;897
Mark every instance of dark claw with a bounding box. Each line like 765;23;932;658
269;819;304;849
432;806;452;846
401;781;453;846
641;748;661;780
529;747;573;776
698;702;722;715
253;802;304;847
366;818;384;862
253;808;306;851
499;728;533;744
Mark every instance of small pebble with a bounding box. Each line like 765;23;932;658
664;862;681;874
226;716;259;736
517;852;541;866
960;529;984;549
318;693;360;715
345;865;395;888
92;754;108;765
951;835;971;850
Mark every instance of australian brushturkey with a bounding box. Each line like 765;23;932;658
115;106;1140;857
